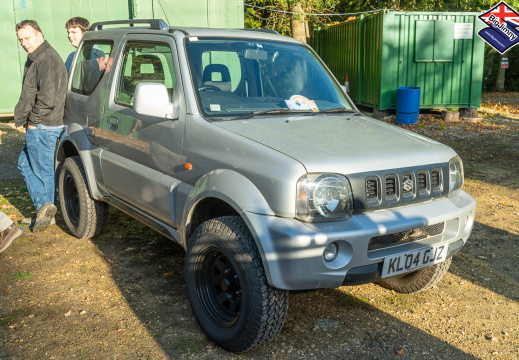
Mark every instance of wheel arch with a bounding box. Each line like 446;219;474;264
181;169;276;278
182;169;274;239
56;123;105;200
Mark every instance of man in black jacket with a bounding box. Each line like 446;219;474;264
15;20;67;233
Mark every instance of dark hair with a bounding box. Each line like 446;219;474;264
66;17;90;33
16;20;43;35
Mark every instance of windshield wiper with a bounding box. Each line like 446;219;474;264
233;108;292;120
305;107;359;116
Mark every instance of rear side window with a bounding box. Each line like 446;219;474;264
116;42;176;107
71;41;113;96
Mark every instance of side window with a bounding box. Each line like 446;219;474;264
116;42;176;107
201;51;241;91
71;41;113;96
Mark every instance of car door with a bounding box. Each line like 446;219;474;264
98;35;185;227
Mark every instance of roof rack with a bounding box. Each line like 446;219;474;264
242;28;280;35
90;19;169;31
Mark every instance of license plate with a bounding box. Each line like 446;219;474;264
381;244;447;278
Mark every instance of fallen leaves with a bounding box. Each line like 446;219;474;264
499;203;514;207
162;271;175;278
482;93;519;115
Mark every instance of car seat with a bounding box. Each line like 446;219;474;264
131;54;165;84
202;64;232;91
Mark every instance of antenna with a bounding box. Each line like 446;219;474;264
154;0;171;26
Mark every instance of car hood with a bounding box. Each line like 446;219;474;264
215;114;457;174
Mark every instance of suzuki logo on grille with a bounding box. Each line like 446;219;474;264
403;178;414;192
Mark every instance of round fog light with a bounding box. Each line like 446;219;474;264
323;242;339;262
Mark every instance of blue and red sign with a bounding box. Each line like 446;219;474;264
478;1;519;53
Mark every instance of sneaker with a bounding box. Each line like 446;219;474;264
0;223;25;253
19;216;55;227
32;203;57;233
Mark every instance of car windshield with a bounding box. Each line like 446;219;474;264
186;37;354;120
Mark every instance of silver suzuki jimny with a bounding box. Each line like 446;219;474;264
57;19;476;352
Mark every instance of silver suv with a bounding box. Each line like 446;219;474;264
57;19;476;352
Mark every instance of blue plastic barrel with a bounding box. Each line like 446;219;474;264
396;87;420;125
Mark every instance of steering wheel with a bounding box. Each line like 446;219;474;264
198;85;222;92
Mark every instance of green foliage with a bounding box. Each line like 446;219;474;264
245;0;340;36
483;44;519;92
337;0;512;12
245;0;519;34
244;1;519;90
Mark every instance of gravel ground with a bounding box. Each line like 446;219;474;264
0;94;518;359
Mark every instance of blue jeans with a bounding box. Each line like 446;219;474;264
18;124;62;210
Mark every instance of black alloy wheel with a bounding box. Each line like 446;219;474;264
196;247;242;327
62;169;81;227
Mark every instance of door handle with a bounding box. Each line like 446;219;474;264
107;116;119;125
107;116;119;131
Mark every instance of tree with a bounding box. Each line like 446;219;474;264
245;0;340;38
290;2;307;42
495;54;506;92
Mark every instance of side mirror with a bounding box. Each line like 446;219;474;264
134;82;178;120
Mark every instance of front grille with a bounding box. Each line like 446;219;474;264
385;175;397;197
418;171;427;191
366;178;378;201
431;169;440;189
368;223;445;251
360;166;445;210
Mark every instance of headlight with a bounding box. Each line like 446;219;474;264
449;156;464;195
296;173;353;222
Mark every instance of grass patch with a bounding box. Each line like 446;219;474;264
379;292;423;309
175;335;205;353
0;313;16;325
0;308;28;325
14;271;31;280
0;179;33;219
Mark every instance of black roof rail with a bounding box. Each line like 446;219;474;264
242;28;280;35
89;19;169;31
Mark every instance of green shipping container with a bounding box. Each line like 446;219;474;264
313;10;485;111
1;0;243;114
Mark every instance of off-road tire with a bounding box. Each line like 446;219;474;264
378;257;452;294
185;216;288;352
58;156;108;239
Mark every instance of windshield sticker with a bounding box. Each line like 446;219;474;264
210;104;221;111
285;95;318;112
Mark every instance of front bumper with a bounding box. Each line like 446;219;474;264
243;190;476;290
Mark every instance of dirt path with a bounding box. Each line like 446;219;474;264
1;94;518;359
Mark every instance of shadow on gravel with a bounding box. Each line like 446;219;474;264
1;177;515;358
84;209;478;359
450;221;519;302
